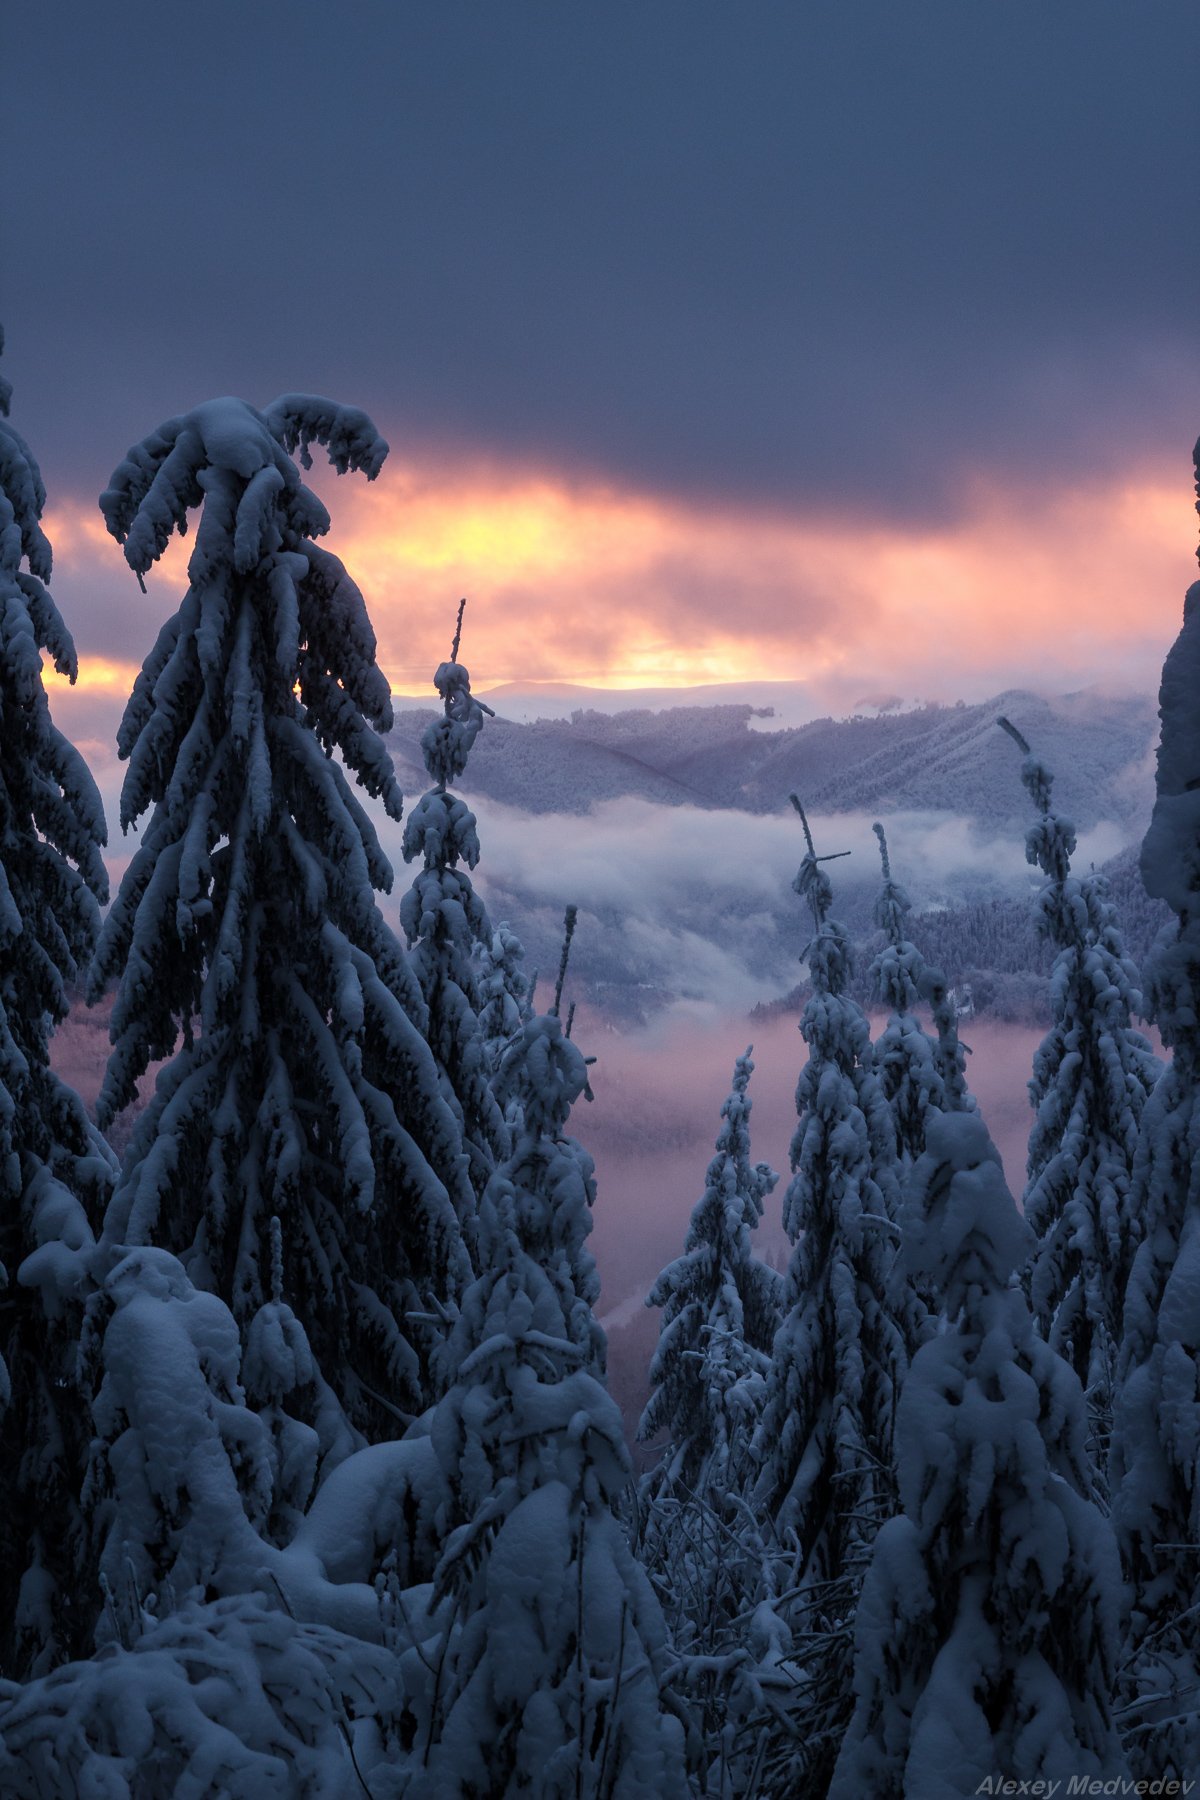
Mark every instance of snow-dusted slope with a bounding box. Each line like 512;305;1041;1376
388;687;1157;831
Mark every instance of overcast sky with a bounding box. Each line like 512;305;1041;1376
3;1;1198;716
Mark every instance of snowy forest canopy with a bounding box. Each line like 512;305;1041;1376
1;340;1199;1798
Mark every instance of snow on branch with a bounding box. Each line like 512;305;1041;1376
262;393;388;479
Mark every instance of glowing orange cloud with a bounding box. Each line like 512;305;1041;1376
42;655;141;697
315;457;1195;703
39;455;1197;715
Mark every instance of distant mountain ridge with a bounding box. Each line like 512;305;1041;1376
388;687;1157;833
385;686;1164;1026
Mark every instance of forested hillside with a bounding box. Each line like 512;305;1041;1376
389;686;1157;828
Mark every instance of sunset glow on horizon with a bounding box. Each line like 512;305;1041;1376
44;448;1197;731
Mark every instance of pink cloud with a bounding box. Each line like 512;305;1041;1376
36;449;1196;737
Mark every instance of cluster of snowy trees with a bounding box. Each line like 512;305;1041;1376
633;655;1199;1793
0;334;1196;1796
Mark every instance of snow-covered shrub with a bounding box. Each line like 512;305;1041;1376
0;1593;400;1799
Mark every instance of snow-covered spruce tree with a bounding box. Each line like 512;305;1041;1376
751;800;925;1796
486;905;606;1374
830;1109;1127;1799
918;960;975;1116
401;599;508;1230
754;802;921;1557
641;1046;781;1495
475;917;534;1088
391;1124;689;1794
998;715;1159;1469
0;332;114;1676
869;821;969;1164
1110;518;1200;1775
7;1241;412;1796
90;395;472;1449
637;1049;782;1796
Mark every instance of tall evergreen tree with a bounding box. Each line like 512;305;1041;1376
998;715;1159;1467
917;962;975;1116
0;332;113;1676
1110;492;1200;1775
754;800;920;1568
89;395;472;1446
831;1109;1127;1799
869;822;966;1163
489;907;605;1374
752;800;925;1797
641;1047;780;1495
397;1002;688;1798
638;1049;782;1799
401;600;508;1232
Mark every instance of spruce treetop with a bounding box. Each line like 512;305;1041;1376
870;821;922;1014
754;798;916;1571
998;714;1159;1452
400;599;507;1221
868;820;971;1167
640;1047;781;1490
482;906;603;1372
902;1110;1034;1317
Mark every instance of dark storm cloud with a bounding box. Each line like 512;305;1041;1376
3;0;1197;523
